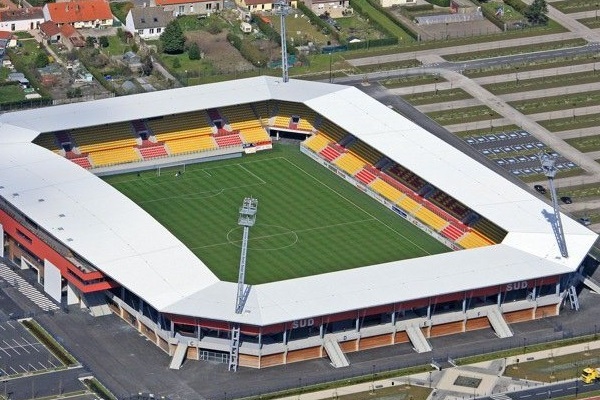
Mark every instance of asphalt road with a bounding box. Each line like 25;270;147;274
481;379;600;400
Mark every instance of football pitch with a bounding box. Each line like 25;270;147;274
102;143;449;284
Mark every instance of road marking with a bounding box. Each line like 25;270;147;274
520;395;531;398
9;366;18;374
28;363;37;371
552;389;562;393
0;324;5;331
19;365;28;373
21;337;40;352
3;340;19;355
0;344;11;357
13;339;29;354
38;361;46;370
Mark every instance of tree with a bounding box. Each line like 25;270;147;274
98;36;109;48
160;20;185;54
85;36;96;47
35;52;49;68
172;58;181;69
188;42;201;60
524;0;548;25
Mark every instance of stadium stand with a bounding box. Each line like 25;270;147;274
428;191;471;221
88;147;141;168
318;120;347;143
70;156;92;169
348;140;384;166
457;231;494;249
320;144;343;162
272;101;316;131
71;123;137;154
165;136;217;155
240;127;270;145
220;104;263;132
334;153;365;175
138;145;169;160
355;167;378;185
414;207;447;231
441;224;465;241
387;164;427;193
147;112;212;141
252;101;271;126
396;195;421;214
131;120;151;138
471;218;507;244
304;134;330;153
369;179;404;203
33;133;60;152
215;134;242;148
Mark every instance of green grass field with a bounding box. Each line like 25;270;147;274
102;144;448;284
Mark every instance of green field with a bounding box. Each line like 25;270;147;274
102;144;448;284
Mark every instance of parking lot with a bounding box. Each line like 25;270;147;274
0;320;61;376
464;130;578;177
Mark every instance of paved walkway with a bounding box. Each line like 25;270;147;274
277;341;600;400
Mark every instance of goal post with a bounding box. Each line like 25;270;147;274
156;163;187;177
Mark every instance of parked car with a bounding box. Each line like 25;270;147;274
560;196;573;204
534;185;546;194
579;217;591;226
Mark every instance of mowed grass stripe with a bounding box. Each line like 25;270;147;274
103;144;448;284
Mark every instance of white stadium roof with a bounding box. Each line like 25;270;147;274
0;76;597;325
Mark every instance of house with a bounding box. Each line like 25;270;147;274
124;7;173;40
0;7;44;31
39;20;61;43
43;0;114;29
302;0;348;17
235;0;297;12
39;20;85;49
152;0;224;16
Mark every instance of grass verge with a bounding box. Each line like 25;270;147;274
443;39;587;62
402;88;472;106
83;378;118;400
21;319;78;366
483;70;600;95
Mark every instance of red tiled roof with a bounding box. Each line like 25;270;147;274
60;23;78;37
39;20;61;37
45;0;113;24
0;30;11;40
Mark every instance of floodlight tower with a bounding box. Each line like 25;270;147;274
538;152;568;258
229;197;258;372
274;0;291;83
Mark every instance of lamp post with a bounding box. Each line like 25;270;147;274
329;52;333;83
515;66;519;86
489;111;494;132
596;3;598;20
523;337;527;353
371;364;376;392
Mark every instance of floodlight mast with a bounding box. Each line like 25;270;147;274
229;197;258;372
236;197;258;313
538;152;568;258
274;0;290;83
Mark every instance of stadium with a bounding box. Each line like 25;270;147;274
0;76;597;370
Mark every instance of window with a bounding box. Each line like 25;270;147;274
178;5;184;13
149;28;154;33
138;29;144;34
10;23;15;31
156;27;162;33
206;3;211;9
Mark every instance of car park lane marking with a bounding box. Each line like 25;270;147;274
3;340;19;355
13;338;30;354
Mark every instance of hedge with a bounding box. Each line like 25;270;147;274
348;37;398;49
503;0;528;12
425;0;450;7
364;0;420;39
480;5;507;30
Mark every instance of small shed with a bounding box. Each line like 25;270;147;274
240;21;252;33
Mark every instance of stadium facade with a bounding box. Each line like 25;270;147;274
0;76;597;369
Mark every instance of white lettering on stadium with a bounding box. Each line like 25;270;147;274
506;281;528;291
291;318;315;329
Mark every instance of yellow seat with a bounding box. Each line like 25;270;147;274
414;207;447;231
304;134;330;153
334;153;365;175
240;127;270;144
369;179;403;202
89;147;140;167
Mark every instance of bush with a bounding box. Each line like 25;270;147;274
98;36;109;48
35;52;49;68
425;0;450;7
161;20;185;54
207;22;222;34
188;42;201;60
172;57;181;68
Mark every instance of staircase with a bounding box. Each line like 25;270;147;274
228;325;241;371
582;275;600;295
323;335;350;368
486;306;513;338
169;342;187;370
567;285;580;310
406;325;432;353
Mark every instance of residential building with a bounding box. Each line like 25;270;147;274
0;7;44;31
39;20;85;49
43;0;113;28
235;0;297;12
153;0;223;16
124;7;173;40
